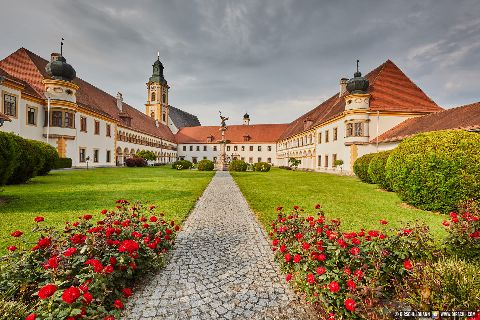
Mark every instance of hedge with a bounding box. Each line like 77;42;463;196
385;130;480;212
30;140;59;175
353;153;376;183
7;136;42;185
54;157;72;169
197;159;214;171
171;160;193;170
136;150;157;161
253;162;271;172
0;132;18;186
229;160;248;172
125;157;148;167
367;150;392;190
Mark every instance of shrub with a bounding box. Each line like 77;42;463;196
353;153;376;183
253;162;271;172
333;159;344;167
270;205;435;319
0;132;18;186
367;150;392;190
400;257;480;311
7;136;41;185
136;150;157;161
0;299;28;320
197;159;214;171
0;200;178;319
278;165;292;170
288;157;301;169
171;160;193;170
30;140;59;176
385;130;480;212
442;210;480;261
228;160;247;172
54;157;72;169
125;157;147;167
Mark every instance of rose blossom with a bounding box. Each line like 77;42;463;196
38;284;57;299
404;259;413;270
62;286;81;304
11;230;23;237
34;216;45;223
345;298;356;311
329;281;340;293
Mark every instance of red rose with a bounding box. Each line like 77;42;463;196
149;216;157;222
349;247;360;256
46;256;59;269
11;230;23;237
26;314;36;320
104;316;115;320
379;219;388;225
284;253;292;263
62;286;81;304
404;259;413;270
122;288;132;298
346;280;356;290
293;205;299;210
83;292;93;304
354;269;364;279
302;242;310;250
104;265;114;273
118;240;139;253
295;233;303;240
64;247;77;257
38;284;57;299
315;204;321;209
85;259;104;273
34;216;44;223
113;299;124;309
7;246;17;252
110;256;117;266
83;214;93;220
285;274;292;282
101;209;108;214
318;253;326;261
272;239;279;246
329;281;340;293
276;207;283;211
368;230;379;237
403;229;412;235
306;273;315;284
280;245;286;253
344;298;356;311
174;225;180;231
316;266;326;275
35;237;51;249
293;254;301;263
352;238;361;245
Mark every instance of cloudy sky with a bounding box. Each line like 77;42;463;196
1;0;479;125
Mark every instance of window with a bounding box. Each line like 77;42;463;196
249;146;254;151
346;123;353;137
203;146;207;151
213;146;217;151
183;146;186;151
94;120;100;135
318;155;322;166
318;132;322;144
65;112;74;128
3;93;17;117
241;157;245;161
52;111;63;127
162;113;166;122
325;155;329;167
151;92;156;101
106;150;111;163
257;157;262;163
27;106;37;125
196;146;200;151
325;130;329;143
234;146;238;151
258;146;262;151
333;127;338;141
267;146;272;151
249;157;253;163
354;123;363;136
79;148;86;163
106;124;111;137
241;146;245;151
227;146;230;151
333;154;337;165
162;94;166;103
80;117;87;132
203;156;207;160
93;149;99;163
189;146;193;151
267;157;272;163
192;157;198;164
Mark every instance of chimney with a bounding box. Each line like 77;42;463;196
303;118;313;130
116;92;123;112
339;78;348;97
155;119;160;128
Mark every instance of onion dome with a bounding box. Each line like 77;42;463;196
149;54;167;84
243;113;250;119
45;53;76;82
346;60;369;94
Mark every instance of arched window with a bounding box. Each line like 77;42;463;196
150;111;155;118
162;113;166;122
162;94;166;103
151;92;156;101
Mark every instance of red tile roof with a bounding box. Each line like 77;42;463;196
176;124;289;144
279;60;442;140
373;101;480;143
0;48;175;142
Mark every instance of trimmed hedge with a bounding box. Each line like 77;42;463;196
125;157;148;167
353;153;376;183
171;160;193;170
368;150;392;190
7;136;41;185
30;140;59;175
54;157;72;169
197;159;214;171
0;132;18;186
253;162;271;172
229;160;248;172
385;130;480;212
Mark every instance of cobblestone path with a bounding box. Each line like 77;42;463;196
124;171;315;320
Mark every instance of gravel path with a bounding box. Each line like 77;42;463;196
124;171;314;320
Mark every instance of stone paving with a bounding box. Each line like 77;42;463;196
124;171;315;320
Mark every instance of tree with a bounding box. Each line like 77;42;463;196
136;150;157;161
288;157;301;169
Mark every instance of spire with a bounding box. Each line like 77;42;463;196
149;52;167;84
346;59;369;94
60;38;64;56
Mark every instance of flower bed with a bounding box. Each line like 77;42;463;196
0;200;179;320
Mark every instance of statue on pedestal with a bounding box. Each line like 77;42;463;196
218;111;229;171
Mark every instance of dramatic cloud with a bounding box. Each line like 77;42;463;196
1;0;478;125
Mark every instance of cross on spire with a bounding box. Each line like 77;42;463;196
61;38;64;56
356;59;359;73
157;51;160;60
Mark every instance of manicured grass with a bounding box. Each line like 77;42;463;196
0;166;214;252
231;168;446;239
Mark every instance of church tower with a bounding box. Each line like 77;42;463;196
145;53;169;125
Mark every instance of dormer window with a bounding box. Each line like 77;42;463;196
243;135;250;142
206;135;214;143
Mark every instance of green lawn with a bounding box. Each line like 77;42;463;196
231;168;446;239
0;166;214;251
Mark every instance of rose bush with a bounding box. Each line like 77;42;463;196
0;200;179;320
270;205;435;319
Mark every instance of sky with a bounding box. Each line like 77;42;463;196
1;0;479;125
